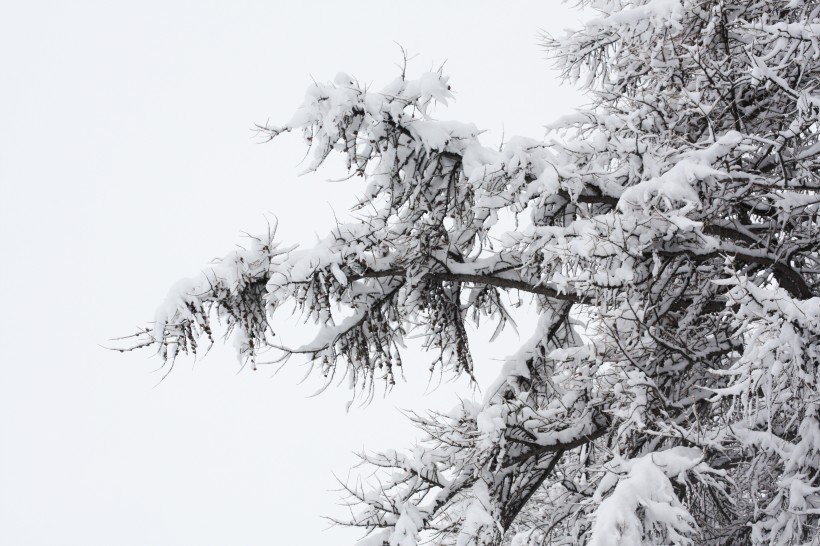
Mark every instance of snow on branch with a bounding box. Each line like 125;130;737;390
122;1;820;544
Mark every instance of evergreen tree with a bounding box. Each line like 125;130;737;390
124;1;820;544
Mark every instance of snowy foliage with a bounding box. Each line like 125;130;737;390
123;1;820;544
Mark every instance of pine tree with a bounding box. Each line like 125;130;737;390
123;1;820;544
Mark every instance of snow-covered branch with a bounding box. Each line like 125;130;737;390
123;1;820;544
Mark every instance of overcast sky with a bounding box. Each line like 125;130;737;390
0;2;582;544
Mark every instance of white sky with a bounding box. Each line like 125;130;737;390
0;2;582;544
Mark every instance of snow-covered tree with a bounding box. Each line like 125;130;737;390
122;1;820;544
